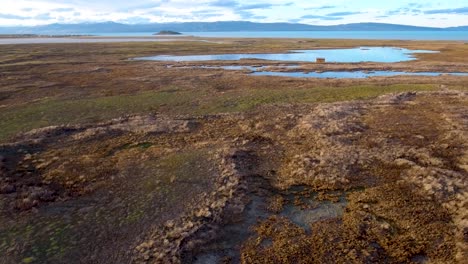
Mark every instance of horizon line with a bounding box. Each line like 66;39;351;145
0;21;467;29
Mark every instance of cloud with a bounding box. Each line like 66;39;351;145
385;6;422;16
52;8;75;12
326;11;362;16
408;3;431;9
208;1;289;13
301;15;342;21
118;0;171;12
191;10;222;19
238;3;273;10
210;0;239;8
386;8;408;16
119;16;152;24
310;5;336;10
424;7;468;15
0;13;28;20
304;5;336;10
319;5;336;9
198;13;221;18
192;9;220;15
0;0;465;27
35;13;53;20
148;10;164;16
237;10;254;19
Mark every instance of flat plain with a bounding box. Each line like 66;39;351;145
0;38;467;263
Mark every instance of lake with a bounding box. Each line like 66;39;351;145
94;31;468;41
251;71;468;79
134;47;438;63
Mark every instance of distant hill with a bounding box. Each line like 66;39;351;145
446;26;468;31
0;21;467;34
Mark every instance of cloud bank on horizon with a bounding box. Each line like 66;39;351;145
0;0;467;27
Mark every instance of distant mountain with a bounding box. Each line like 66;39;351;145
319;23;439;31
446;26;468;31
0;21;467;34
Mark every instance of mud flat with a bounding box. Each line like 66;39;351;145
0;39;467;263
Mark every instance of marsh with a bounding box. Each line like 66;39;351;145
0;38;467;263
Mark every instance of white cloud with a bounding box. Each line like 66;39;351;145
0;0;466;27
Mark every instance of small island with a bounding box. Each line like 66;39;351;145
153;30;182;36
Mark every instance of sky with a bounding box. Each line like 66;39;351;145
0;0;467;27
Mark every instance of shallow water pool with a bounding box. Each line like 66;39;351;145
251;71;468;79
136;47;438;63
169;65;468;79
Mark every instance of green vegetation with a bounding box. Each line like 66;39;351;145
1;39;466;142
0;84;439;141
22;257;35;263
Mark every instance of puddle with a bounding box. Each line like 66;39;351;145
280;188;346;231
167;64;468;79
206;65;263;71
170;65;266;71
169;65;299;71
187;183;347;264
135;47;438;63
251;70;468;79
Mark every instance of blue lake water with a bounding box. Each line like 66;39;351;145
171;65;299;71
167;65;468;79
92;31;468;41
190;65;267;71
135;47;437;63
251;71;468;79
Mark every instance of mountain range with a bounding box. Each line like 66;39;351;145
1;21;467;34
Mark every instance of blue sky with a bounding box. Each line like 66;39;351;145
0;0;467;27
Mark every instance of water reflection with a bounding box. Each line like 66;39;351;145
136;47;438;63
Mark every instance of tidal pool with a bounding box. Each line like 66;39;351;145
136;47;438;63
251;71;468;79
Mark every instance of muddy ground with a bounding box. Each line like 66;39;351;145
0;39;467;263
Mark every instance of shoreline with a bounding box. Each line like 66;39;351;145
0;33;467;45
0;36;199;45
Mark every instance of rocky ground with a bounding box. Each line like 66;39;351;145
1;89;467;263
